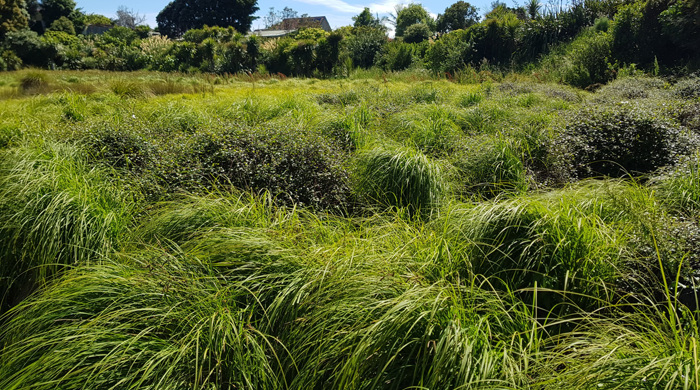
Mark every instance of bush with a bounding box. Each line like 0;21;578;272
557;105;695;178
354;145;445;216
194;126;351;212
673;77;700;99
403;23;430;44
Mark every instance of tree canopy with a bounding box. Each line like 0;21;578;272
394;3;434;37
157;0;258;38
436;1;479;33
41;0;75;26
353;7;385;29
0;0;29;39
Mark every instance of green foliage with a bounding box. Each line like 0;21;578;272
402;23;430;43
353;7;384;29
377;40;415;71
395;3;435;37
0;142;134;310
436;0;479;33
453;136;528;198
344;26;387;69
0;0;28;40
547;29;613;88
47;15;74;34
557;105;694;178
660;0;700;54
355;144;445;215
157;0;259;38
194;126;351;211
4;29;55;67
40;0;76;26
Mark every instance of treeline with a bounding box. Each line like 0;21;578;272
1;0;699;87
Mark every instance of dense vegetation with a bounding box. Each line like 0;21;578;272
1;69;700;388
1;0;699;85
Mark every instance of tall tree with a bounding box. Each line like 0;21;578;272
41;0;75;26
353;7;385;29
394;3;434;37
157;0;258;38
436;1;478;33
0;0;29;39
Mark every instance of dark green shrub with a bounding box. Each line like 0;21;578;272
557;105;695;178
559;30;613;88
47;16;75;35
378;41;414;71
673;77;700;99
403;23;430;44
4;29;55;67
194;126;351;212
344;26;386;69
82;128;154;172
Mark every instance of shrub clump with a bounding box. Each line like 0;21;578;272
556;105;694;179
194;126;351;212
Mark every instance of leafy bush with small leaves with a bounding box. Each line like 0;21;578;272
556;105;695;178
193;126;352;212
82;128;154;172
673;77;700;99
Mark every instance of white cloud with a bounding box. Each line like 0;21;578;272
294;0;364;13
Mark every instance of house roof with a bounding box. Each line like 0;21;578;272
251;29;296;38
269;17;331;32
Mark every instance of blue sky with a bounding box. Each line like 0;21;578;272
75;0;499;32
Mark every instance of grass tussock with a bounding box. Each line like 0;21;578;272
0;142;137;309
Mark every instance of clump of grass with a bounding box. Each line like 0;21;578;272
436;182;636;311
458;90;484;107
0;142;136;310
110;79;149;98
452;136;529;198
354;144;445;216
655;151;700;214
19;71;51;94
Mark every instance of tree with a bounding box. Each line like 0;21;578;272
394;3;434;37
157;0;258;38
0;0;29;40
41;0;75;26
263;6;297;28
436;1;478;33
47;14;73;34
403;22;430;43
114;6;146;28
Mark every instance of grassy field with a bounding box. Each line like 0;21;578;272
1;69;700;389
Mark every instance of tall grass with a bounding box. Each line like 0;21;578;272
354;145;446;216
0;142;137;309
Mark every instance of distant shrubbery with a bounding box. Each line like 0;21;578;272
1;0;698;83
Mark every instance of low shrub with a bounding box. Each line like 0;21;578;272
193;126;352;212
674;77;700;99
556;105;694;178
82;128;154;173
